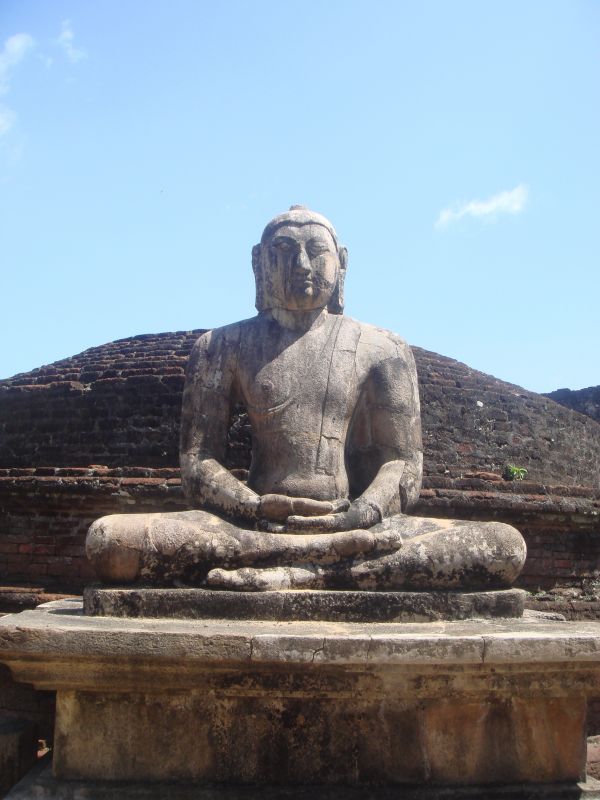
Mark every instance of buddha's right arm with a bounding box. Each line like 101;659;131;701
179;328;260;521
180;454;260;520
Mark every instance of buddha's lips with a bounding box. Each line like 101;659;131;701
290;274;331;292
290;277;314;293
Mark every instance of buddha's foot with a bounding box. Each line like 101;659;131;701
207;566;325;591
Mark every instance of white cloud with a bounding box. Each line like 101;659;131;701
0;33;34;137
0;33;34;94
435;184;529;229
56;20;86;63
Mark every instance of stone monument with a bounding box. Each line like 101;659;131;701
84;205;526;619
1;208;599;797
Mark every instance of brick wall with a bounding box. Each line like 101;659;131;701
414;476;600;591
2;332;599;488
1;469;598;593
546;385;600;424
415;348;600;487
0;468;184;589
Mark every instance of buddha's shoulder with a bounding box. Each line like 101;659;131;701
191;317;258;352
344;316;412;361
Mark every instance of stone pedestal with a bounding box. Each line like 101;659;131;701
83;586;526;622
1;600;600;796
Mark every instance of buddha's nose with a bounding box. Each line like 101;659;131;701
294;248;311;273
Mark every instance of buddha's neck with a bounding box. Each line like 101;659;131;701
269;306;329;332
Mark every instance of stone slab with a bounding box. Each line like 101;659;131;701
83;586;526;622
2;601;600;672
1;602;600;787
50;688;587;785
6;762;600;799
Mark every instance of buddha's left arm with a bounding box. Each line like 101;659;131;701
357;343;423;517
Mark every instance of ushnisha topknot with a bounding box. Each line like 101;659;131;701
260;205;339;250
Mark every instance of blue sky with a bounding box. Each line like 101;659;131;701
1;1;598;393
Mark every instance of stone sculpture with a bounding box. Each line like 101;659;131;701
87;206;526;591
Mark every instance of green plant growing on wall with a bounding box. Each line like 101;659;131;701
503;464;528;481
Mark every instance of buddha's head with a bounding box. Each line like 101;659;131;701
252;206;347;314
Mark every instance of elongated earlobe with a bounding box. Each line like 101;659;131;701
339;246;348;271
328;246;347;314
252;244;265;312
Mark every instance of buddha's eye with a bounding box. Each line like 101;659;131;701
307;243;330;257
272;239;293;253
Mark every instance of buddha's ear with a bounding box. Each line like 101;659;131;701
252;244;265;312
251;244;261;274
328;246;347;315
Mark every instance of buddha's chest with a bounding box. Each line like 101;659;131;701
238;319;359;420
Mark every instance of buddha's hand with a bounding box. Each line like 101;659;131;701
259;494;350;523
284;498;382;533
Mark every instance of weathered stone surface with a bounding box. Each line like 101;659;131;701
87;510;527;592
588;735;600;780
4;599;600;679
1;601;599;787
50;690;586;785
85;207;526;595
83;586;526;622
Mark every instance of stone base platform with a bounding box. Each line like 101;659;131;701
1;601;600;792
83;586;526;622
7;760;600;799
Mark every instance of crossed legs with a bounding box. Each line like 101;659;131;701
87;510;526;591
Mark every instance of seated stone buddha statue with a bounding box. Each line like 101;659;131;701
87;206;526;591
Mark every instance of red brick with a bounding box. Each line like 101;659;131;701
32;545;54;555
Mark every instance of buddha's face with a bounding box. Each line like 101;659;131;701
261;223;340;312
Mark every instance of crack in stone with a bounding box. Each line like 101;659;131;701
311;638;326;662
481;635;489;664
